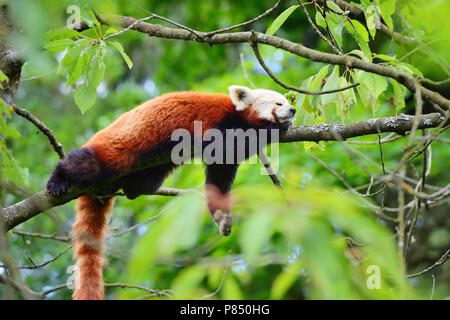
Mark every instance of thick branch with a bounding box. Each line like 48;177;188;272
280;113;445;142
93;14;449;112
0;5;23;104
2;112;445;231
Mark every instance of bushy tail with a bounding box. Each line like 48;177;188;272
72;195;114;300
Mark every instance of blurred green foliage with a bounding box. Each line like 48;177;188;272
0;0;448;299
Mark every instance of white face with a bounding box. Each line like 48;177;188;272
228;85;296;124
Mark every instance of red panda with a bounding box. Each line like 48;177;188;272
46;85;296;300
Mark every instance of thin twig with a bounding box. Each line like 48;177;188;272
108;198;181;238
311;154;396;222
259;151;284;188
298;0;342;55
205;0;283;37
406;249;450;278
105;282;172;298
12;230;70;242
126;0;203;39
344;132;402;144
102;16;155;41
11;103;65;159
239;53;256;88
0;245;73;270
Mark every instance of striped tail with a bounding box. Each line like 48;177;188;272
72;196;114;300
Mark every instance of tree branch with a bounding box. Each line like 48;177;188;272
90;13;449;112
250;40;359;95
406;248;450;278
280;112;445;142
11;103;65;159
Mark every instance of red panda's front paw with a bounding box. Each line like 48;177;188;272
212;210;233;236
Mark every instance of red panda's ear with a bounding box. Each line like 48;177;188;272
228;85;254;111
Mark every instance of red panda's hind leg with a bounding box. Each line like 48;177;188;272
119;163;175;199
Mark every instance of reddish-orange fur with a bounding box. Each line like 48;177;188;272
72;196;114;300
84;92;264;172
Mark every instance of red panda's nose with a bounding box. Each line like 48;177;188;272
289;107;296;115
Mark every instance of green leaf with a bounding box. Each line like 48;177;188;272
71;44;107;113
0;70;8;90
333;21;345;49
358;71;388;99
266;5;299;35
0;70;9;83
127;195;203;285
303;114;327;151
380;0;396;30
86;47;106;88
304;140;326;152
345;21;372;61
355;37;371;61
104;27;119;35
0;103;20;138
365;5;380;39
321;65;340;106
66;53;89;86
0;98;9;115
309;65;329;92
357;83;371;108
348;49;369;62
80;7;99;27
270;262;302;299
317;10;345;50
339;76;356;116
110;41;133;69
0;144;29;187
344;77;357;106
326;1;344;14
73;82;97;114
43;38;73;52
296;76;314;114
222;276;244;300
171;265;207;299
350;19;369;43
239;211;274;263
59;38;91;68
373;53;397;63
397;62;423;77
2;125;21;138
315;11;326;29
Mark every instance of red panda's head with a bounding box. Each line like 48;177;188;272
228;85;296;125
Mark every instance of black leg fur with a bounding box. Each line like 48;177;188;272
205;164;239;195
119;163;175;199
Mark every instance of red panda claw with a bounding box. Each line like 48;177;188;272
212;210;233;237
46;180;68;196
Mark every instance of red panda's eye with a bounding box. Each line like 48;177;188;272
275;103;282;106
